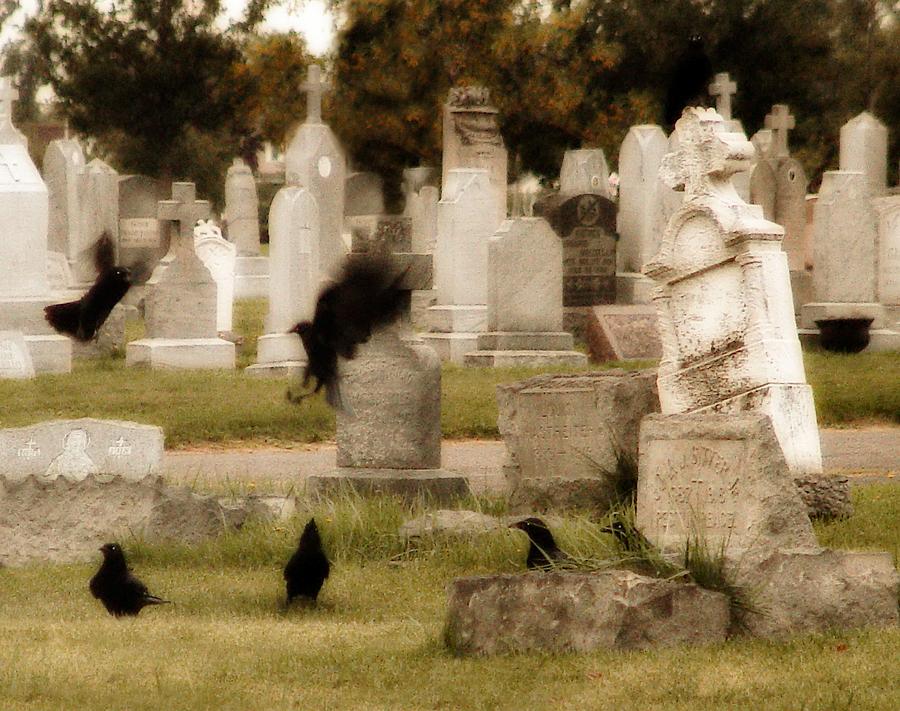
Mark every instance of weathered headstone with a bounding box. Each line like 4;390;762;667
284;65;347;279
344;171;385;217
224;157;261;255
0;331;35;379
247;186;319;376
75;158;119;282
840;111;888;197
0;76;72;374
464;218;586;367
497;370;659;510
194;225;237;333
536;193;618;307
126;183;234;369
873;196;900;306
616;125;669;278
441;86;508;226
43;139;85;257
645;107;822;475
346;215;411;254
424;169;500;363
117;174;167;278
559;148;610;198
585;304;662;362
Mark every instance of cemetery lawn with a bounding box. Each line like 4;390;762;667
1;485;898;711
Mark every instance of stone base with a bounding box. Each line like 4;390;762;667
508;476;619;513
0;296;58;334
306;468;470;503
428;304;487;333
475;331;575;351
464;350;588;367
411;289;437;332
234;256;269;299
126;338;235;369
799;302;886;330
445;570;730;656
421;332;481;364
244;361;305;378
799;328;900;352
562;307;591;340
255;332;306;365
24;335;72;374
737;548;899;639
615;272;655;305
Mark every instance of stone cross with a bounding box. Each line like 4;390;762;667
660;108;754;200
302;65;327;123
158;182;211;258
708;72;737;121
764;104;795;160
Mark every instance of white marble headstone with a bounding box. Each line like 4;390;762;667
0;331;35;379
194;230;237;332
559;149;610;198
224;157;261;256
840;111;888;198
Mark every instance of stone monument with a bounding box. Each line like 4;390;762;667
839;111;888;197
559;148;610;198
224;157;269;299
194;222;237;333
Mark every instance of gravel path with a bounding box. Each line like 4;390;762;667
164;428;898;492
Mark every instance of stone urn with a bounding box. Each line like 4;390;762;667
815;318;874;353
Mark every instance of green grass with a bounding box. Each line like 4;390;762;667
1;487;898;710
0;300;895;447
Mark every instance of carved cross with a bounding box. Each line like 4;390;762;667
302;65;328;123
708;72;737;121
659;108;754;199
764;104;795;160
158;182;211;257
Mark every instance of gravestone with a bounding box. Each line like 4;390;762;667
708;72;744;134
0;331;35;379
441;86;508;226
118;175;167;279
840;111;888;197
585;304;662;362
464;218;586;367
535;193;618;308
75;158;119;282
403;170;440;330
644;107;822;475
344;171;385;216
497;370;659;510
126;183;234;369
616;125;669;284
224;157;261;255
346;215;411;254
424;169;500;363
247;186;319;376
194;228;237;333
0;76;72;374
284;65;347;279
43;139;85;257
873;196;900;306
559;149;610;198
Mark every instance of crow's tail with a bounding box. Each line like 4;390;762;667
142;595;171;606
43;301;82;339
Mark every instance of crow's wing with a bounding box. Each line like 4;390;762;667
93;231;116;274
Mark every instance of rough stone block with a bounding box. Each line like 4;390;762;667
586;305;662;362
445;570;730;655
126;338;235;369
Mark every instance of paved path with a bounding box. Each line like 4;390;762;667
165;428;898;492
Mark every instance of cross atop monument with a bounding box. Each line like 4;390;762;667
302;65;328;123
708;72;737;121
0;76;25;145
764;104;795;160
158;182;211;258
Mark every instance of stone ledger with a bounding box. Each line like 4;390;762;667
585;305;662;362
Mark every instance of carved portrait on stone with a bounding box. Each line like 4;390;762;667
42;428;99;482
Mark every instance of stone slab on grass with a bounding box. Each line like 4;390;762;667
585;305;661;362
445;570;730;655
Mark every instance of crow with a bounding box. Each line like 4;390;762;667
44;232;146;341
284;518;331;606
663;33;713;128
288;254;409;412
509;517;570;570
89;543;170;617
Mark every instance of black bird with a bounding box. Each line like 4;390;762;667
509;517;570;570
663;33;713;128
44;232;145;341
284;518;331;605
288;254;408;411
601;518;653;553
89;543;170;617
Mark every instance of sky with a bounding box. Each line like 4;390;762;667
1;0;337;56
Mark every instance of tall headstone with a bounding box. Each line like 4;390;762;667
402;167;440;330
43;139;85;257
284;65;347;279
559;149;610;198
441;86;508;226
74;158;119;282
194;225;237;333
644;107;822;474
0;76;71;374
423;169;500;363
839;111;888;197
616;125;669;279
246;186;319;376
224;157;261;255
117;175;167;278
126;183;234;369
464;218;586;367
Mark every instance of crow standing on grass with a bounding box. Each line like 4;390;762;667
89;543;170;617
288;254;408;412
663;33;714;128
44;232;147;341
284;518;331;606
509;518;570;570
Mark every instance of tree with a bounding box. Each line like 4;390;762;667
18;0;272;205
